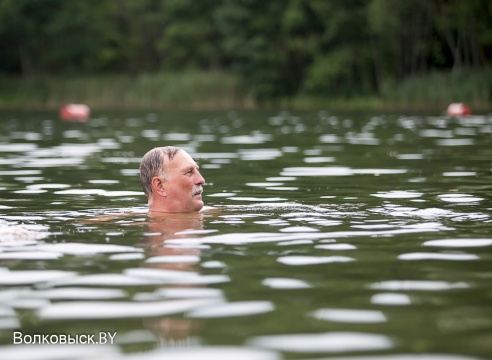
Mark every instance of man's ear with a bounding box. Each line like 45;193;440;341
151;177;167;197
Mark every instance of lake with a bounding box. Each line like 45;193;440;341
0;109;491;360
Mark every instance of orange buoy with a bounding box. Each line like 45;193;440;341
59;104;91;122
446;103;471;117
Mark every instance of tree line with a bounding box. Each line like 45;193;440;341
1;0;491;102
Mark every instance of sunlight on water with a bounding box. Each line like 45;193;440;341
0;110;491;359
423;238;492;247
249;331;393;353
39;299;221;320
310;308;387;323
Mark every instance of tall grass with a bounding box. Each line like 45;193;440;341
382;67;492;110
275;96;384;111
1;68;491;111
0;71;254;110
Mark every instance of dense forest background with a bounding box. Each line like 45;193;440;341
0;0;491;110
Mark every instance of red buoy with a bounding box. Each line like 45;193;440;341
59;104;91;122
446;103;471;117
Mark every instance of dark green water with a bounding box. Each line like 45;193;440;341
0;109;491;360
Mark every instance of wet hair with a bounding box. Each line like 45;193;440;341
139;146;181;201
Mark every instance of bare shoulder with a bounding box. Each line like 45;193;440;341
200;205;221;214
83;207;148;224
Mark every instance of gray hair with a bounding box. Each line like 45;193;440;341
139;146;181;202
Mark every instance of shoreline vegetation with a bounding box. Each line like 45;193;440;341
1;68;491;113
2;2;490;114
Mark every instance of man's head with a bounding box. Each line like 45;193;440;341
139;146;205;213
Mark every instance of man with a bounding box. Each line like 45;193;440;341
140;146;205;213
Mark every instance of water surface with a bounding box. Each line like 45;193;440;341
0;110;491;359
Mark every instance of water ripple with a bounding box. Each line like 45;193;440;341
187;301;274;318
370;280;469;291
423;238;492;248
310;308;387;323
39;298;219;319
371;293;412;306
249;331;393;353
281;166;407;176
277;255;355;265
0;270;76;285
262;277;311;289
34;242;143;255
127;347;280;360
398;252;479;261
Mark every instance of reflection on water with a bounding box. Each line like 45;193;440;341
0;110;491;359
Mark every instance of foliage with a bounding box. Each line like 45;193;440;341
383;67;492;108
0;0;491;105
0;71;250;110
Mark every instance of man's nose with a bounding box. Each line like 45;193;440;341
195;171;205;185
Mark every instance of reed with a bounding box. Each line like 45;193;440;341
382;67;492;109
0;71;253;110
1;68;491;111
272;96;385;111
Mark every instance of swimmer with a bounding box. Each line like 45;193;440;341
139;146;206;213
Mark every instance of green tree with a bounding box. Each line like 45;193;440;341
155;0;223;70
216;0;310;101
0;0;62;75
0;0;490;103
367;0;491;91
434;0;490;71
367;0;436;90
302;0;375;97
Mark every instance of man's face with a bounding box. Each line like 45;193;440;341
163;150;205;212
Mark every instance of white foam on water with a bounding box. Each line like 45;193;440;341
201;260;226;268
0;251;62;260
38;298;219;319
207;192;237;197
26;183;70;190
424;238;492;248
280;226;319;233
281;166;407;177
145;255;200;264
371;293;412;306
41;273;162;288
229;197;287;202
398;252;479;261
0;344;119;360
247;182;283;187
442;172;477;177
0;317;20;329
0;143;38;152
249;331;392;353
396;154;424;160
187;301;274;318
262;277;311;289
34;242;143;255
31;287;127;300
371;190;423;199
303;156;336;163
125;347;280;360
370;280;469;291
315;243;357;250
436;138;474;146
109;253;145;261
0;270;76;285
154;287;224;299
125;267;230;285
438;194;483;203
323;354;479;360
310;308;387;323
277;255;355;265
